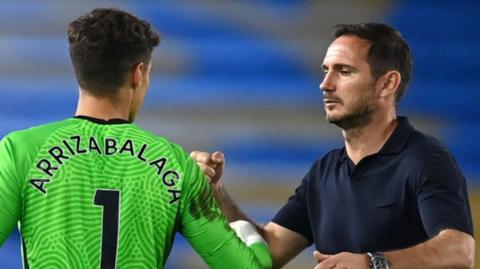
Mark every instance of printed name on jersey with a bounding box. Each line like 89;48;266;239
29;135;181;203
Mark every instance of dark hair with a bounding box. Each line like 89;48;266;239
67;8;160;95
334;23;412;102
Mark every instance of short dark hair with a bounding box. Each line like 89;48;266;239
334;23;413;102
67;8;160;96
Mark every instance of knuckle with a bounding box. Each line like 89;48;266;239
206;168;215;177
202;153;212;161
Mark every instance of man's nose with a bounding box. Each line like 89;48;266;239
319;72;335;92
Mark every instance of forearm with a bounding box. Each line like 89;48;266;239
211;182;247;221
212;182;280;244
383;229;474;269
209;176;309;268
183;212;272;269
210;182;255;224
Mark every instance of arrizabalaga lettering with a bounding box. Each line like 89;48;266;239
29;135;181;204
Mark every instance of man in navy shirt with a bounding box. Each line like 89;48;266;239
191;23;474;269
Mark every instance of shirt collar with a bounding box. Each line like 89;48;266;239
378;116;414;155
74;115;131;125
338;116;414;162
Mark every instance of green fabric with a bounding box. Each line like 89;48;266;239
0;118;272;269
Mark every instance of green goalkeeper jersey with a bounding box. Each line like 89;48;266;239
0;116;271;269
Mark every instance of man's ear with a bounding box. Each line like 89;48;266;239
377;70;401;98
131;62;145;89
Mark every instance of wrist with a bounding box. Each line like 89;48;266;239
211;181;228;203
366;252;390;269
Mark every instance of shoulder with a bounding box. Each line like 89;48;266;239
128;125;190;164
313;148;344;166
316;148;344;170
128;124;180;146
405;128;454;161
403;128;464;185
0;120;73;179
126;125;183;151
2;119;72;149
302;148;344;183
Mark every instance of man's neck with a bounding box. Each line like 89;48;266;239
75;89;131;121
342;111;398;165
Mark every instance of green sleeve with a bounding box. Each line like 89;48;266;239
0;135;22;245
173;145;272;269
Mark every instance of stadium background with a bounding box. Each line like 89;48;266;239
0;0;478;268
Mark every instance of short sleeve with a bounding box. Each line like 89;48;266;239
0;136;22;245
271;163;316;244
417;150;474;237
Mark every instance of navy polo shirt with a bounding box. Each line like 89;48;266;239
272;117;473;253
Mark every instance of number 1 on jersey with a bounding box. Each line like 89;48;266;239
94;189;120;269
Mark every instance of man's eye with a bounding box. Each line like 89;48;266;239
339;70;351;75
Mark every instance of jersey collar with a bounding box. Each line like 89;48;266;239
74;115;131;125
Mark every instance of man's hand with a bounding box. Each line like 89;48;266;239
190;151;225;184
191;151;311;269
189;150;244;223
313;251;369;269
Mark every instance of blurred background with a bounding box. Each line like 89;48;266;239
0;0;479;268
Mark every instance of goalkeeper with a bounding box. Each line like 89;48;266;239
0;8;271;269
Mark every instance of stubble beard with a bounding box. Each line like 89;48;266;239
325;93;376;131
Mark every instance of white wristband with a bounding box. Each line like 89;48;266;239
229;220;267;247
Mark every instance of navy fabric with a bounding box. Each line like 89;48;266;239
272;117;473;253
